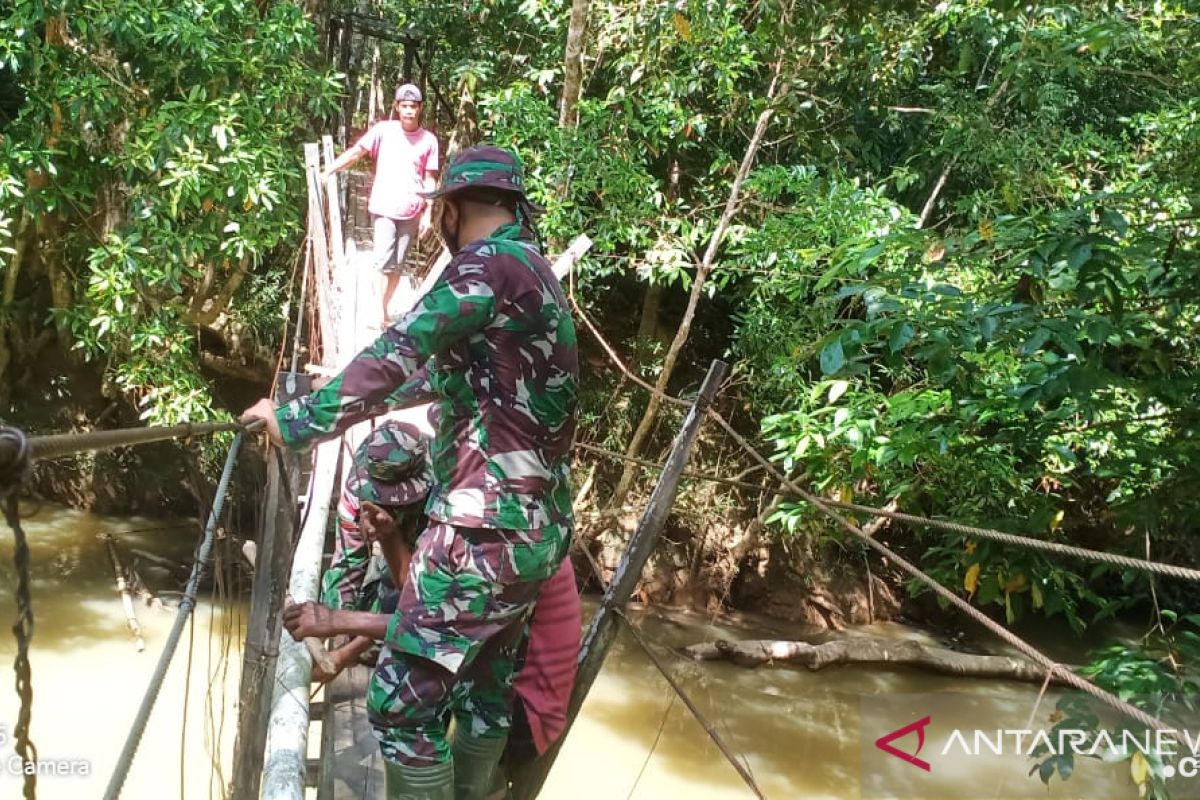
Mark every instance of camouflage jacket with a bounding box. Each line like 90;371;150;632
278;223;578;530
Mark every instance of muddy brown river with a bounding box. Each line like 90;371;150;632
0;504;1134;798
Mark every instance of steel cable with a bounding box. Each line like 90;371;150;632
816;498;1200;583
706;410;1170;734
103;429;249;799
562;305;1176;733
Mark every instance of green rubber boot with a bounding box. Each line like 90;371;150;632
383;759;455;800
451;731;509;800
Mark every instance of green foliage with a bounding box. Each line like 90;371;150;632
728;3;1199;632
1;0;337;421
1031;612;1200;798
1;0;1195;689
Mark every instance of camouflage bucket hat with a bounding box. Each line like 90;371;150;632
419;144;538;207
349;421;432;508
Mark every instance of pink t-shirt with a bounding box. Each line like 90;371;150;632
356;122;439;220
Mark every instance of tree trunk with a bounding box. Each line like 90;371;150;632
559;0;591;128
186;253;253;326
37;212;74;347
636;282;663;342
610;63;786;508
0;213;31;398
633;160;677;348
684;637;1068;684
447;74;478;155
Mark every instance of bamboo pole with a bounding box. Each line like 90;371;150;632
513;359;728;799
321;135;345;272
261;437;341;799
102;534;145;652
284;592;338;677
305;143;339;364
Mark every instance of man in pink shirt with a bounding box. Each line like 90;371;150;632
321;83;440;323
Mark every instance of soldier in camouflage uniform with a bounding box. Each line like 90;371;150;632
242;144;577;800
289;419;432;682
322;415;433;614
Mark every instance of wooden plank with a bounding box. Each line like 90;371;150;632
305;142;339;366
512;359;729;799
552;233;592;281
316;664;386;799
322;135;346;272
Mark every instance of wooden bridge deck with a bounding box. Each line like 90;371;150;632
315;664;386;799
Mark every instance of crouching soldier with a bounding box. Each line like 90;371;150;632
288;420;432;681
284;420;582;798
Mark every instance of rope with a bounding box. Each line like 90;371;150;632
568;295;690;410
103;429;249;799
25;420;245;462
567;306;1200;583
625;693;675;800
574;442;766;492
614;609;768;799
816;498;1200;583
0;428;37;800
579;434;1200;582
569;517;766;797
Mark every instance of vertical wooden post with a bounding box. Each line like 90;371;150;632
513;359;728;799
304;143;339;364
229;377;301;799
321;135;345;271
338;19;355;149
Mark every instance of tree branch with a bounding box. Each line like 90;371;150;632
609;61;786;507
186;253;253;327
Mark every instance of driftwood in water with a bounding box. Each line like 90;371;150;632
102;535;146;652
684;638;1070;685
128;547;189;577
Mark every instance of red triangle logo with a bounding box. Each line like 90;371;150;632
874;715;932;772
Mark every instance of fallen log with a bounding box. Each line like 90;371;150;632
683;637;1071;685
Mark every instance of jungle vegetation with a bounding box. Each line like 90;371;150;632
2;1;1198;793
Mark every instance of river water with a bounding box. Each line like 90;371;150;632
0;505;1132;799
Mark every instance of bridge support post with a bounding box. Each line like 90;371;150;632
229;375;303;799
512;358;728;799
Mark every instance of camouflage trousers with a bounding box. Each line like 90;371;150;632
366;520;570;766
